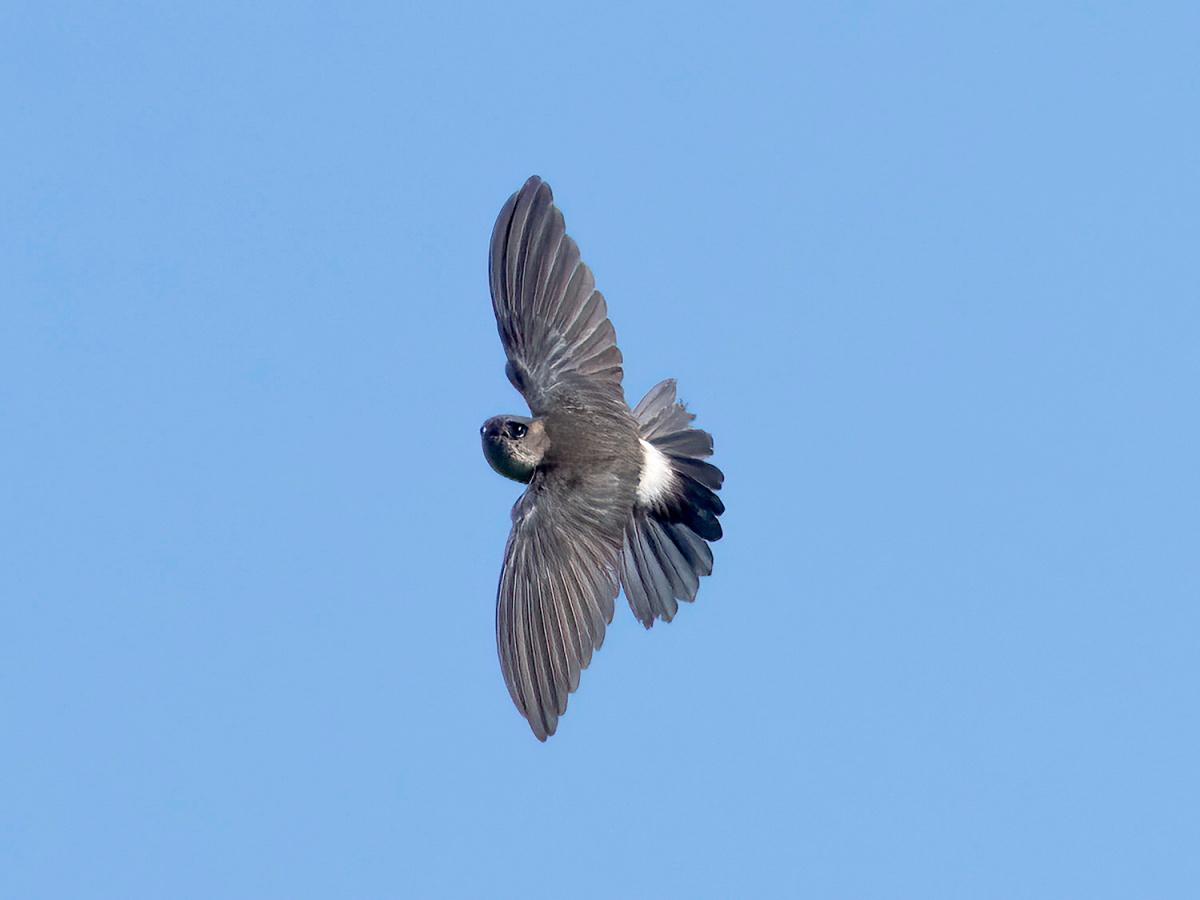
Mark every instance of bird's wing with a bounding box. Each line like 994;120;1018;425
489;176;624;416
496;469;627;740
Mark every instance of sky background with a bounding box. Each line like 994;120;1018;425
3;2;1198;898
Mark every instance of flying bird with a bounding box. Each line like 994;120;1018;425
481;176;725;740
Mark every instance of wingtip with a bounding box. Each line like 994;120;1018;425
520;174;549;199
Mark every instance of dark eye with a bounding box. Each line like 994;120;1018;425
507;422;527;439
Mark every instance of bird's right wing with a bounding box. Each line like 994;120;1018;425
488;176;625;416
495;471;626;740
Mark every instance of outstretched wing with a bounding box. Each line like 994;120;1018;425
496;471;628;741
488;176;624;415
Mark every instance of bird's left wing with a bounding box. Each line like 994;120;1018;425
488;176;624;416
495;470;627;740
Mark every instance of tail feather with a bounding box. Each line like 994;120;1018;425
621;519;678;624
633;379;695;440
654;429;713;458
646;517;700;600
677;475;723;542
673;456;723;490
620;379;725;628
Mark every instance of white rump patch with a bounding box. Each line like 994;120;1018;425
636;439;677;506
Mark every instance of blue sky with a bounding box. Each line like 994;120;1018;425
3;2;1198;897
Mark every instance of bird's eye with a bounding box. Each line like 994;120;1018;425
508;422;528;439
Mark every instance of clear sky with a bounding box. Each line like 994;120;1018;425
3;2;1198;898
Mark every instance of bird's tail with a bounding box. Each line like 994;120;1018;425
619;380;725;628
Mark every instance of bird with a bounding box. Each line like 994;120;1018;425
480;176;725;740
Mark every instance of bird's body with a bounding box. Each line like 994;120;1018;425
481;176;725;740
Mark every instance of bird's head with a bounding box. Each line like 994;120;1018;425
480;415;547;484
